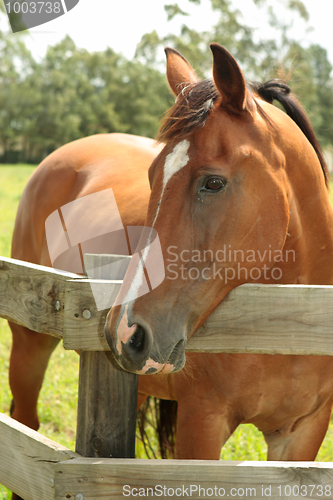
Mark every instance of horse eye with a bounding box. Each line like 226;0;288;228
204;177;226;191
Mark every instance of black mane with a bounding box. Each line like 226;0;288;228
252;79;329;186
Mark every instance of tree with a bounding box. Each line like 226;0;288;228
282;43;333;146
1;35;173;162
0;33;36;161
24;37;125;158
135;0;333;146
1;0;332;163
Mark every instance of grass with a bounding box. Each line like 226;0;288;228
0;165;79;500
1;165;333;498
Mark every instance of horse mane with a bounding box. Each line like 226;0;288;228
157;79;219;144
251;80;330;187
157;78;329;187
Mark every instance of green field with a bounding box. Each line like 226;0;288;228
1;165;333;498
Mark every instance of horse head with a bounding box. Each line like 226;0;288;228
105;44;331;374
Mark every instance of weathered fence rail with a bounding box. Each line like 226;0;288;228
3;407;333;500
1;255;333;355
1;253;333;499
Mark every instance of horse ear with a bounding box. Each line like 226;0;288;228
165;47;198;97
210;43;248;113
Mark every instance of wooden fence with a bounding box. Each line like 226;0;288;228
1;254;333;499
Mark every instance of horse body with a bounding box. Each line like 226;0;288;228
9;133;161;432
8;45;333;489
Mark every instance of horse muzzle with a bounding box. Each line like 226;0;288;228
104;305;186;374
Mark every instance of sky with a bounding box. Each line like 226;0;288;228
6;0;333;66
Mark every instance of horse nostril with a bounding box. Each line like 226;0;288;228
129;325;146;352
116;321;153;372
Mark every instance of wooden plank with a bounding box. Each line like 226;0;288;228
63;253;130;350
55;457;333;500
83;253;130;280
189;284;333;355
63;280;333;355
0;256;81;338
62;254;126;349
64;254;131;351
75;254;138;459
0;412;79;500
75;351;138;458
63;279;117;350
2;253;333;356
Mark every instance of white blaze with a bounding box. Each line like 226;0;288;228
152;139;190;227
121;139;190;306
163;139;190;190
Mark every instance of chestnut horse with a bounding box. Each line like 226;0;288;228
7;45;333;500
107;44;333;461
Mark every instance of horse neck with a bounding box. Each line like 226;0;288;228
283;162;333;285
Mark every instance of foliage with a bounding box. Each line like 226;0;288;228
0;34;173;163
135;0;333;147
0;0;330;162
0;0;331;161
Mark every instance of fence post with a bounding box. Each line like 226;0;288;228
75;254;138;458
